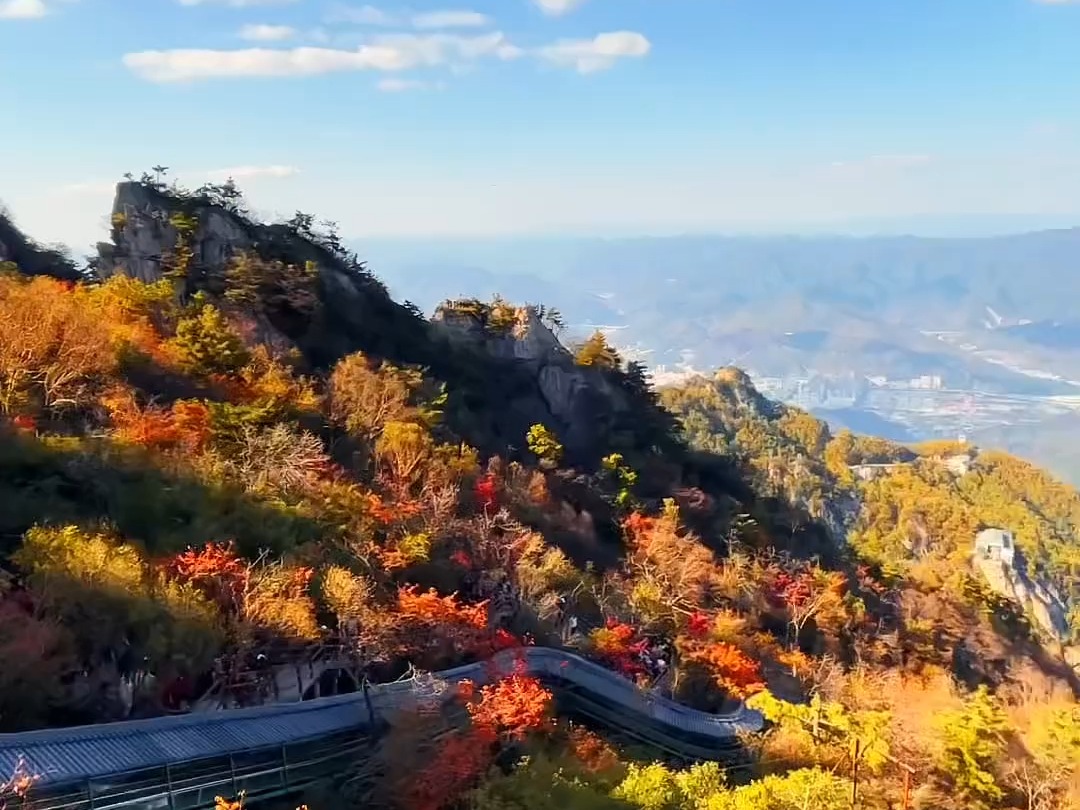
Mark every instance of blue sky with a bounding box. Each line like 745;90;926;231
2;0;1080;251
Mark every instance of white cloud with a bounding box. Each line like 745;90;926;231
56;168;297;197
204;165;300;180
828;154;932;170
1031;0;1080;4
0;0;48;19
239;23;296;41
325;3;398;24
411;9;491;29
124;32;522;81
179;0;298;6
376;77;443;92
123;47;413;81
532;0;587;16
328;5;491;29
58;180;116;196
537;31;651;73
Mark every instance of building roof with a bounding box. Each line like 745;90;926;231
976;528;1012;546
0;692;374;788
0;648;762;790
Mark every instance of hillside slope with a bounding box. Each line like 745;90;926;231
0;177;1077;810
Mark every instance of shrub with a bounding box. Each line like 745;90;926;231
934;685;1007;806
526;423;563;467
170;303;250;376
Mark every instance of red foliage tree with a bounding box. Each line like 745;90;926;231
489;628;522;653
771;570;812;609
10;415;36;433
686;611;711;639
590;619;650;678
406;728;495;810
473;473;498;511
770;565;849;643
169;541;248;612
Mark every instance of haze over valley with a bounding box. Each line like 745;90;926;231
360;228;1080;483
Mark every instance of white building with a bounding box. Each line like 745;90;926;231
975;528;1016;566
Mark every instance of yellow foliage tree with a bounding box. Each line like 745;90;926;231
0;275;116;413
330;351;440;447
14;525;223;673
575;331;622;370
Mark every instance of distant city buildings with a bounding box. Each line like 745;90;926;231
646;361;1080;443
746;371;944;409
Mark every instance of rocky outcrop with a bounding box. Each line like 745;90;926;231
0;212;82;281
973;539;1072;644
95;182;661;466
432;304;635;460
97;182;423;368
98;183;252;284
820;490;861;544
713;367;784;420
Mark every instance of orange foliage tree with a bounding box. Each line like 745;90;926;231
0;756;40;810
0;274;116;414
397;586;488;629
169;542;319;642
621;504;718;622
365;492;424;525
590;619;650;678
461;666;554;740
679;640;765;699
395;586;490;662
104;390;212;453
566;726;622;776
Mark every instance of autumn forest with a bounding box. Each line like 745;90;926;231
0;177;1078;810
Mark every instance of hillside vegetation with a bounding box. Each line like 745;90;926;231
0;178;1077;810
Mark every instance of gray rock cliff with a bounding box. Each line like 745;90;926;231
95;182;658;466
0;212;82;281
432;302;641;463
972;528;1072;644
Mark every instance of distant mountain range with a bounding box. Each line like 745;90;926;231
351;227;1080;484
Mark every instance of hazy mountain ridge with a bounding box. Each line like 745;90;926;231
357;228;1080;483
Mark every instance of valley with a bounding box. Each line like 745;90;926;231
362;231;1080;483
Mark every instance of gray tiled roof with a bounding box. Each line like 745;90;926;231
0;648;762;788
0;693;372;788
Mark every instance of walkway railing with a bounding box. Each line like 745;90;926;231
192;639;352;711
0;647;763;810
